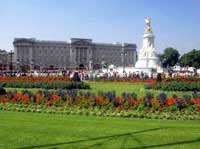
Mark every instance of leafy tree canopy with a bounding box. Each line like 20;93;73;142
179;49;200;68
160;47;180;67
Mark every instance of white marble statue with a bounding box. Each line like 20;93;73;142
135;17;161;69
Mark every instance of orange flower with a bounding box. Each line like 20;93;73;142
166;98;176;106
138;97;144;103
21;94;30;104
95;96;108;106
35;93;44;103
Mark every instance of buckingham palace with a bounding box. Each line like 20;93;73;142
13;38;137;70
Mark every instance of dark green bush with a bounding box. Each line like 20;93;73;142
0;81;90;90
0;87;6;95
145;81;200;91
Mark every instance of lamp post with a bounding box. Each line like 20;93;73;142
9;50;14;76
120;44;127;73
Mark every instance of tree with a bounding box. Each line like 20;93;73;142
160;47;180;67
179;49;200;68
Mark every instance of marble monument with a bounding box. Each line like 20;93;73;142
135;17;161;70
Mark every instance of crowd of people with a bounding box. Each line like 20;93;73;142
0;68;198;80
0;69;153;79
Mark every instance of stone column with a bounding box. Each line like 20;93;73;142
86;49;89;64
14;47;18;67
79;48;81;64
16;59;20;71
69;45;76;68
29;46;34;70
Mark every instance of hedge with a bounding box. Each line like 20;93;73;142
0;81;91;90
145;81;200;91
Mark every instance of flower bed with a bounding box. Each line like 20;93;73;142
145;81;200;91
91;78;156;84
1;103;199;120
0;90;200;120
0;76;71;83
163;77;200;83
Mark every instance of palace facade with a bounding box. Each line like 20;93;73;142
13;38;137;70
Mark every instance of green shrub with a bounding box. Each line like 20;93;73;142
145;81;200;91
0;81;90;90
0;87;6;95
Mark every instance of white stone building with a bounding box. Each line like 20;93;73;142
13;38;137;70
0;49;10;70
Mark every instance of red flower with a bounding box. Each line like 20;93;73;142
13;93;22;100
192;98;199;104
44;100;52;106
183;102;188;108
51;94;60;100
128;96;136;107
76;95;83;103
118;104;124;109
195;105;200;111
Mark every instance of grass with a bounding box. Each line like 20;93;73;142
5;82;192;97
0;111;200;149
84;82;192;97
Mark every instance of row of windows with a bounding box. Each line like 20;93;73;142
33;59;69;65
18;47;135;55
34;46;69;49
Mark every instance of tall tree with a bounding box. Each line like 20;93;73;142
179;49;200;68
160;47;180;67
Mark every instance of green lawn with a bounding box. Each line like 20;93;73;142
0;111;200;149
85;82;192;97
6;82;192;97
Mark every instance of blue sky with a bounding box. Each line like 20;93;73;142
0;0;199;54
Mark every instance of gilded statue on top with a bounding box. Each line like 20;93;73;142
145;17;152;33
